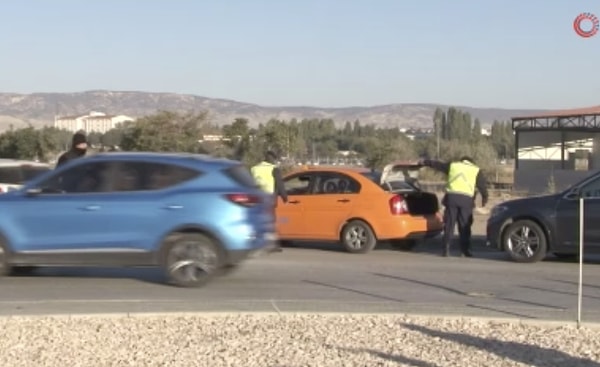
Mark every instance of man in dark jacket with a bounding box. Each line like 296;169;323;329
420;156;488;257
56;131;88;167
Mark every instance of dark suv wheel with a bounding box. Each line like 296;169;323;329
502;219;547;263
161;232;223;287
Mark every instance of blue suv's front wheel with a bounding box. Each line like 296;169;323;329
161;232;223;287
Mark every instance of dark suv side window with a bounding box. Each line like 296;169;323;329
111;162;201;192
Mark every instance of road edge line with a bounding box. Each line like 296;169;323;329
1;311;599;329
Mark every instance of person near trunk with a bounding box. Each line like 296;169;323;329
56;131;88;167
251;150;288;252
419;156;488;257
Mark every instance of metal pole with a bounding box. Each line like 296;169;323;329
577;196;584;328
436;123;440;159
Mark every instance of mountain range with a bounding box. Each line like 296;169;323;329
0;90;547;132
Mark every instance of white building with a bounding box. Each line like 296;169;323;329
54;111;134;134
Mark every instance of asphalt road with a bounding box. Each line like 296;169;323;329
2;237;600;323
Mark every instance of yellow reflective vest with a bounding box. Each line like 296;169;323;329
446;160;480;197
251;161;275;193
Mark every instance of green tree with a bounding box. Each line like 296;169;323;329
101;126;126;147
472;118;482;142
120;111;207;152
87;132;102;146
221;117;261;164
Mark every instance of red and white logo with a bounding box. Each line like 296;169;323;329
574;12;599;38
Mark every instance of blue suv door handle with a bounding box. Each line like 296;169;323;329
163;204;183;210
80;205;100;211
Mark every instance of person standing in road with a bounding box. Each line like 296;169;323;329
251;150;288;252
56;131;88;167
419;156;488;257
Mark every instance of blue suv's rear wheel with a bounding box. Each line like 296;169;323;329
0;241;10;277
161;233;223;287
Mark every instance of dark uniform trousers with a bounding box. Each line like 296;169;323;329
442;193;475;255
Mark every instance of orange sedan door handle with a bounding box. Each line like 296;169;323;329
337;199;350;203
288;200;300;204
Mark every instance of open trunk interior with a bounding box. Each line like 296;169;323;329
366;161;441;215
400;191;439;215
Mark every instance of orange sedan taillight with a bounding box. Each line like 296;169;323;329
389;195;409;215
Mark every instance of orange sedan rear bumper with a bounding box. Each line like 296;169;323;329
373;212;443;240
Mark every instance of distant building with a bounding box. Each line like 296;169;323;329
54;111;134;134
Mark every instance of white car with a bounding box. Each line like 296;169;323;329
0;159;52;193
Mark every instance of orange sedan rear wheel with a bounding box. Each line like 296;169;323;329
341;220;377;254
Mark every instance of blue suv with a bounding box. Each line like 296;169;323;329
0;152;277;287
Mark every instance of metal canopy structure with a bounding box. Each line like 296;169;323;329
512;105;600;131
511;106;600;170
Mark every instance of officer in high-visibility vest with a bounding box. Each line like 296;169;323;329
251;151;288;252
420;156;488;257
251;151;288;202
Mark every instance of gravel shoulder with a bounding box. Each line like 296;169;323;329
2;313;599;367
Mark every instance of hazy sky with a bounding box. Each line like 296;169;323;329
1;0;597;109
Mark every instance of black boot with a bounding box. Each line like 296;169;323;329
460;244;472;257
442;244;450;257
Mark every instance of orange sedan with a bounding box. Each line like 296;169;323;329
275;161;444;253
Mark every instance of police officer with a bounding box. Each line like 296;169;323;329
420;156;488;257
251;151;288;252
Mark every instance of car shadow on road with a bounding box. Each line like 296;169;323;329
11;266;168;286
303;280;404;302
520;285;600;301
411;236;600;265
372;273;566;312
401;322;600;367
464;303;536;319
546;278;600;291
282;235;509;259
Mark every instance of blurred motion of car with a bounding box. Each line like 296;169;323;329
276;161;443;253
0;152;276;287
0;159;51;193
487;171;600;263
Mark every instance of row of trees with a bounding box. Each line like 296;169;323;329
0;107;514;179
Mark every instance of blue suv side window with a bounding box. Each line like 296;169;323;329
37;162;112;194
111;162;201;192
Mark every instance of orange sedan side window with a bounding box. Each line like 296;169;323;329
313;173;361;195
284;175;313;195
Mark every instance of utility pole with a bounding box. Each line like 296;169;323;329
436;122;440;159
